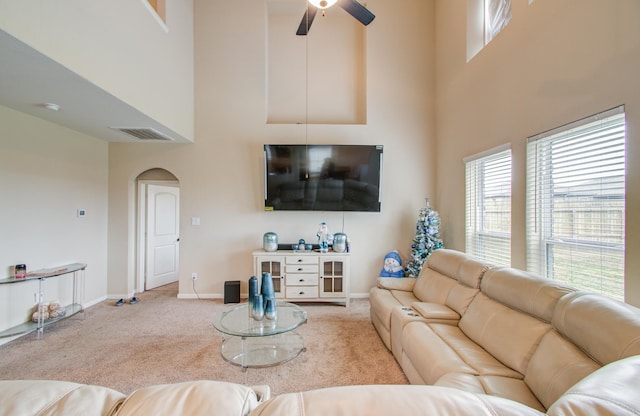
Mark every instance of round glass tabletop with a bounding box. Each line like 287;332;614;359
213;301;308;337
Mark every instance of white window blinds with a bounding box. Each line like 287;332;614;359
465;145;512;266
526;106;626;300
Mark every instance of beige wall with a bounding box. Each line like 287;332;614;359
107;0;437;297
435;0;640;305
0;0;195;140
0;106;109;331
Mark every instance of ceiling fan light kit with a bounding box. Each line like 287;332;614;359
297;0;375;36
308;0;338;9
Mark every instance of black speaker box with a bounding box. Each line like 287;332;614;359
224;280;240;304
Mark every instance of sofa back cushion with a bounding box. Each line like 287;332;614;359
524;329;600;409
552;291;640;364
413;249;490;304
413;268;457;303
459;293;552;375
480;267;574;322
444;284;479;316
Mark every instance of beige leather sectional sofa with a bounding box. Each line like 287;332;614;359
369;248;640;414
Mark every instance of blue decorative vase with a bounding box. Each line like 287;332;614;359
261;272;277;320
261;272;275;299
252;294;264;321
248;276;258;317
264;297;277;320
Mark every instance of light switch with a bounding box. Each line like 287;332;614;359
77;209;87;217
191;217;201;226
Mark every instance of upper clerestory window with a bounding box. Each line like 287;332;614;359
467;0;512;61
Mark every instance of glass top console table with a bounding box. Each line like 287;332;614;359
213;301;307;369
0;263;86;339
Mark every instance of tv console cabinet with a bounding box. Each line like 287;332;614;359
252;250;350;306
0;263;86;339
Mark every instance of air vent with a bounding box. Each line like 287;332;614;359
110;127;175;141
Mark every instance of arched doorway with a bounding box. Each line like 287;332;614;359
136;168;180;292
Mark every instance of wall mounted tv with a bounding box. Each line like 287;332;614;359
264;144;383;212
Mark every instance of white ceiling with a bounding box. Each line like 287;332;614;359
0;29;191;144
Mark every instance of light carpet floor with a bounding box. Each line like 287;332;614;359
0;283;408;395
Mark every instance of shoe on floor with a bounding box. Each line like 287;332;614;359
115;298;125;307
129;297;140;304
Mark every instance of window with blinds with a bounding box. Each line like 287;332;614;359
465;145;512;267
526;106;626;301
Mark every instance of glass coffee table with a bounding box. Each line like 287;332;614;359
213;301;307;370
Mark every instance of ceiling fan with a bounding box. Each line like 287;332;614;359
296;0;375;36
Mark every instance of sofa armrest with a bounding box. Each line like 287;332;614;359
412;302;460;321
377;277;416;292
548;355;640;416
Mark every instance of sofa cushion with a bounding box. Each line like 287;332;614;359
524;329;600;409
251;384;546;416
434;373;545;412
552;291;640;365
402;322;521;385
456;255;492;289
480;267;574;322
115;380;262;416
390;289;421;306
445;283;480;316
429;324;522;378
459;292;552;375
0;380;125;416
426;249;471;278
413;267;457;303
402;322;477;384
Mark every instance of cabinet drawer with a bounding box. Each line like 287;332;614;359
286;256;319;265
286;286;319;299
285;264;318;274
286;274;319;286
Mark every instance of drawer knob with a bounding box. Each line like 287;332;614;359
298;268;303;271
299;291;304;295
297;259;303;262
299;279;305;282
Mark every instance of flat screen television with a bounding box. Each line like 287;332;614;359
264;144;383;212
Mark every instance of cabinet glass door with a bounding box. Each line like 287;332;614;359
320;259;345;297
259;258;284;297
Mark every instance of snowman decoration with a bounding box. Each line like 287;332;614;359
316;221;333;253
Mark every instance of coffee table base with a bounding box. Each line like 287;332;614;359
221;332;305;369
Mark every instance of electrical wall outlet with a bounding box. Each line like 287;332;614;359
191;273;197;281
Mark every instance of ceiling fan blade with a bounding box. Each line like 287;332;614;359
337;0;375;26
296;5;318;36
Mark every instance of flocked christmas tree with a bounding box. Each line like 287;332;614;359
405;198;444;277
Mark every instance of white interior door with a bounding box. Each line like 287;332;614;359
145;184;180;290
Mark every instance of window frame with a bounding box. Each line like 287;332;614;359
526;106;626;300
